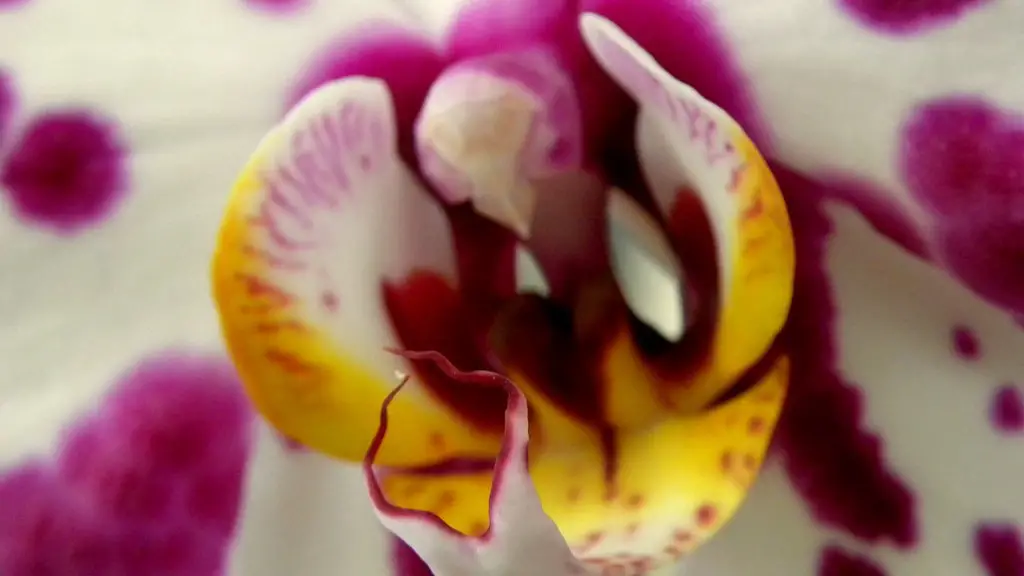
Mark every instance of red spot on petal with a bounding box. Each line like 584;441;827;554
952;324;982;361
428;431;446;451
720;450;735;472
567;486;582;503
695;503;717;528
748;416;766;435
673;528;694;543
625;493;644;509
434;490;456;512
321;291;339;312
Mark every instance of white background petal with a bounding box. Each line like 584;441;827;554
2;0;1024;576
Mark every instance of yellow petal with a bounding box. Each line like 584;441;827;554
374;353;789;573
580;13;795;415
212;78;502;465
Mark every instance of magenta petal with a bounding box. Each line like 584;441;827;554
289;24;449;165
445;0;632;165
580;0;769;146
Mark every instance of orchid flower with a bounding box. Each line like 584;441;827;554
212;7;795;575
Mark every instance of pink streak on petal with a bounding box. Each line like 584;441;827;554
818;544;887;576
0;0;29;10
581;0;770;146
774;165;919;548
975;522;1024;576
839;0;993;35
289;25;449;167
951;324;982;361
989;384;1024;434
0;110;129;236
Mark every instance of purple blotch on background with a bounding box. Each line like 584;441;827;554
0;352;253;576
900;97;1024;317
839;0;993;35
0;0;30;10
774;166;919;548
244;0;310;14
951;324;982;361
975;523;1024;576
818;544;888;576
989;385;1024;433
0;110;128;236
0;70;14;147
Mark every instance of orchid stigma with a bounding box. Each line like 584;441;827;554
211;12;795;576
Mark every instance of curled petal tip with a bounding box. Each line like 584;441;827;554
415;50;583;238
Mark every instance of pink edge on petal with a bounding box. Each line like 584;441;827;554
364;349;586;575
363;349;523;543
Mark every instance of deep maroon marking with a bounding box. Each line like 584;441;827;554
989;384;1024;433
817;545;887;576
0;352;252;575
0;110;128;235
382;272;508;432
839;0;993;35
975;522;1024;576
900;96;1024;315
951;324;982;361
772;165;919;548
